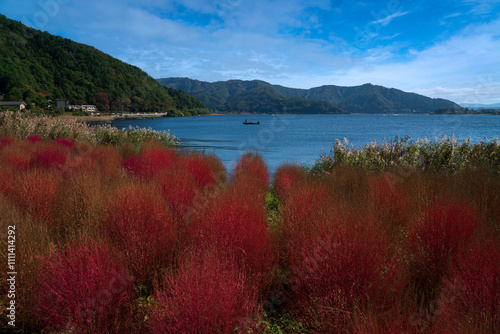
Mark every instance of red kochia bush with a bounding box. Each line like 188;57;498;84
105;183;176;287
188;186;275;292
280;181;332;236
0;136;15;147
451;241;500;331
367;173;408;226
0;166;14;197
33;239;133;334
0;145;31;170
148;250;260;334
155;167;198;221
281;181;401;332
14;169;60;228
25;135;42;143
232;152;269;190
125;143;177;178
30;143;68;170
122;155;138;172
178;153;220;190
407;200;480;301
0;137;31;170
296;226;398;332
273;164;306;200
55;137;75;149
90;145;122;178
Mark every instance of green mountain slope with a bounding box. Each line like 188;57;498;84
158;78;461;114
0;14;206;113
157;78;345;114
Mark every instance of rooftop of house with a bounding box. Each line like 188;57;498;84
0;101;26;105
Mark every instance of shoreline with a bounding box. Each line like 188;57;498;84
56;113;168;123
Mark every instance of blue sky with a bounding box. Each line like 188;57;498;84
1;0;500;104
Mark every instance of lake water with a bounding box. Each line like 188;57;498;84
112;114;500;174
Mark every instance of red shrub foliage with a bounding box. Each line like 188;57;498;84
33;239;133;333
155;167;198;221
126;143;177;178
30;143;68;170
280;180;403;332
0;166;14;198
280;181;333;238
232;152;269;190
25;135;42;143
90;145;122;178
148;250;260;334
14;169;60;228
104;183;176;287
122;155;138;172
273;164;306;200
204;153;227;184
287;226;399;331
0;136;14;147
367;173;408;226
407;200;480;301
188;186;275;291
450;241;500;332
55;137;75;149
178;153;220;190
187;159;276;291
0;145;31;170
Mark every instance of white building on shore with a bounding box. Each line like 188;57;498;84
0;101;27;111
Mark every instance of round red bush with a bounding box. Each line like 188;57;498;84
30;143;68;170
105;183;176;287
273;164;306;200
33;239;133;333
149;250;260;334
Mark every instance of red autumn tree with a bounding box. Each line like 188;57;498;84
94;92;110;111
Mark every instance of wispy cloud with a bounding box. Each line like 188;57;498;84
303;18;500;103
462;0;499;15
443;12;461;19
372;11;410;26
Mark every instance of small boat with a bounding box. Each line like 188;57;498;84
243;119;260;125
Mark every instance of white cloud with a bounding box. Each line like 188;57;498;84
372;11;410;26
274;18;500;103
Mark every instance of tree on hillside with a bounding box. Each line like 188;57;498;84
95;92;110;111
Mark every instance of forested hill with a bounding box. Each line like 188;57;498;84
0;14;206;113
157;78;346;114
158;77;461;114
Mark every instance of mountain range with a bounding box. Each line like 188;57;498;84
0;13;462;115
157;78;461;114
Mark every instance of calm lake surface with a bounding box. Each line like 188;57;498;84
112;114;500;174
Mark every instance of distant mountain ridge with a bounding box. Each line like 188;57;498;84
461;103;500;110
157;77;461;114
157;78;346;114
